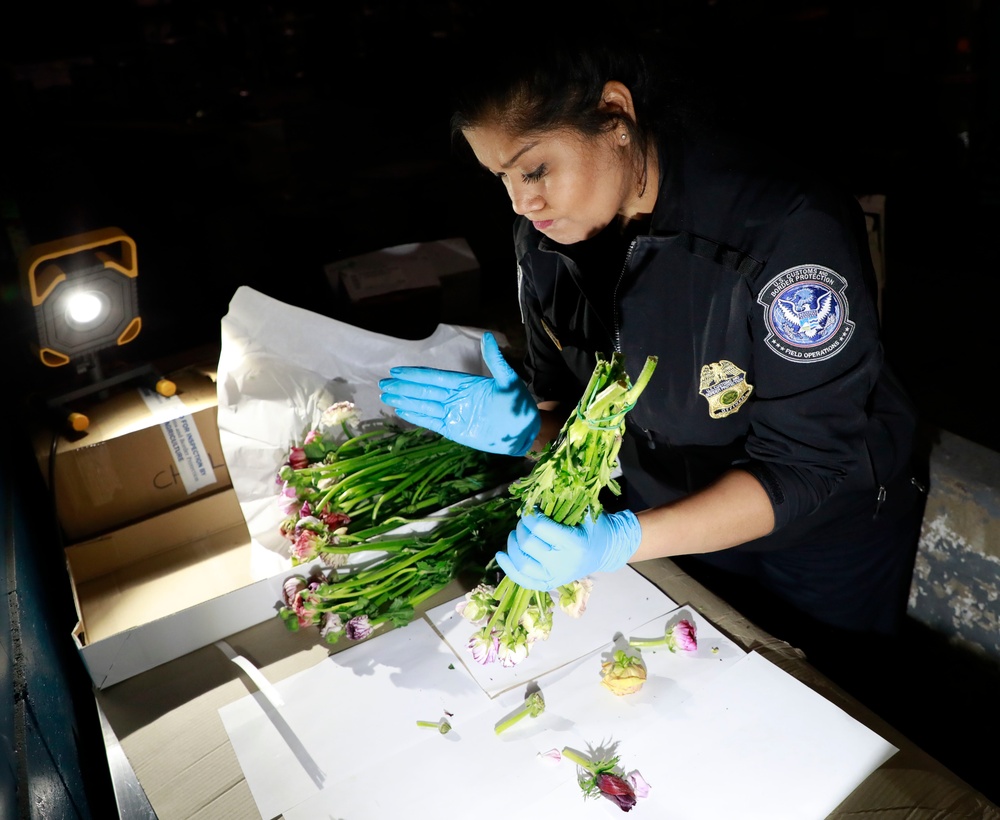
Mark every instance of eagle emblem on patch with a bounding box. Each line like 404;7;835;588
757;264;855;363
699;360;753;418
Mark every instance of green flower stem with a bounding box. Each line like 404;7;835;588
504;585;532;632
560;748;596;772
485;577;518;633
494;692;545;735
416;719;451;734
628;636;668;648
494;709;531;735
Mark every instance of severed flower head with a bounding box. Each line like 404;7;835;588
666;618;698;653
600;650;648;697
596;773;638;811
564;748;650;813
556;578;594;618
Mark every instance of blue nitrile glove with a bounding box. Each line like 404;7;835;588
495;508;642;590
378;332;541;456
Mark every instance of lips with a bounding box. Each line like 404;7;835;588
532;220;554;230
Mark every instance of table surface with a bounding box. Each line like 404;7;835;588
95;558;1000;820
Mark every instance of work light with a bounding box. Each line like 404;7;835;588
19;227;141;367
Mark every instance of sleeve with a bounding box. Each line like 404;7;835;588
740;193;884;531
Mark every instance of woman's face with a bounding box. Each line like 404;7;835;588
463;124;637;245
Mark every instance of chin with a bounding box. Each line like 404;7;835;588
548;225;590;246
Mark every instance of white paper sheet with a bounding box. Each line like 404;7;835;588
221;596;892;820
215;286;497;565
426;566;686;697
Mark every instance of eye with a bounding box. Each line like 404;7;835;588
522;164;547;183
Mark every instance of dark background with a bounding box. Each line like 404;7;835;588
1;0;998;453
1;0;999;810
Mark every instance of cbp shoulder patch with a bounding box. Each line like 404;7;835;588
757;264;855;363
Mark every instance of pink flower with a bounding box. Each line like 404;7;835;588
292;529;323;563
626;770;650;799
596;773;637;811
629;615;699;652
292;589;319;628
282;575;307;606
320;401;359;428
498;628;529;667
345;615;373;641
278;484;300;515
467;627;499;665
561;747;649;812
304;428;321;444
667;618;698;653
456;584;496;624
557;579;593;618
321;511;351;530
320;612;344;641
520;602;553;644
287;446;309;471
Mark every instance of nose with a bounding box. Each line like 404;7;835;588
509;182;543;216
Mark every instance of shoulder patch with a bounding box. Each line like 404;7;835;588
757;264;855;363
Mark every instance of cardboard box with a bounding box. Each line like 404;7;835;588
323;237;482;330
66;488;294;689
35;365;231;541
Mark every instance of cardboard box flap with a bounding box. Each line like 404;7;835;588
76;566;292;690
66;489;246;583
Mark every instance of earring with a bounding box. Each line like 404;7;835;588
620;133;628;142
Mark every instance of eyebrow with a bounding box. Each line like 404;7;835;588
500;141;539;169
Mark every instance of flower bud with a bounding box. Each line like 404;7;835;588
667;618;698;653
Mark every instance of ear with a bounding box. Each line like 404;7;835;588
600;80;636;122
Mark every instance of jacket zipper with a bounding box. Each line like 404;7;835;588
611;239;636;354
614;239;658;450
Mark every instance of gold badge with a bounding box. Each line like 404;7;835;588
699;360;753;418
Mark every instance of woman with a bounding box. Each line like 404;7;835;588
379;25;927;663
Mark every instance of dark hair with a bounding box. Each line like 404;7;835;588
446;23;679;193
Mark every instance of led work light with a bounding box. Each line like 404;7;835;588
19;226;142;367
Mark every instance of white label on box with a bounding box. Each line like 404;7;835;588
139;388;218;494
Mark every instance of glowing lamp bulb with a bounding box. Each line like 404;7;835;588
66;291;105;325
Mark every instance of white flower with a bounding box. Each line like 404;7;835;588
320;401;359;428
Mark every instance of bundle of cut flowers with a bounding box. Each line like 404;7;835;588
276;402;524;566
276;402;524;643
458;352;657;667
279;491;520;643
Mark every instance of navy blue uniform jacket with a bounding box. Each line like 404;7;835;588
514;125;920;554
